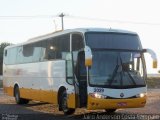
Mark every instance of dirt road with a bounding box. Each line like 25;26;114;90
0;88;160;120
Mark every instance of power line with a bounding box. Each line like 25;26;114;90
68;15;160;26
0;14;160;26
0;15;57;19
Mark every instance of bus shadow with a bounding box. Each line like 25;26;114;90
21;102;49;107
18;101;151;120
0;103;155;120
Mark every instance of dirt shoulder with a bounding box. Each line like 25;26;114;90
0;88;160;120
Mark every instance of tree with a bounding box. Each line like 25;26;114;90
0;42;12;75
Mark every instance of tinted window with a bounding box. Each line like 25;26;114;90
40;40;48;61
4;50;9;64
32;42;42;62
5;50;7;56
56;34;70;59
16;46;23;63
22;44;33;63
86;32;142;50
72;34;84;51
47;34;70;60
89;50;145;88
4;48;17;64
8;47;17;64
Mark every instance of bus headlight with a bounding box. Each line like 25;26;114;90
136;93;147;98
89;93;107;99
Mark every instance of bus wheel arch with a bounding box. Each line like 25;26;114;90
58;86;75;115
58;86;66;111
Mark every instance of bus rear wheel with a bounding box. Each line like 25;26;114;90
60;91;75;115
105;109;116;113
14;86;29;104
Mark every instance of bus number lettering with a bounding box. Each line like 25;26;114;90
94;88;104;93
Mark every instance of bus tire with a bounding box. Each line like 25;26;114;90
60;91;75;115
14;86;29;104
105;109;116;113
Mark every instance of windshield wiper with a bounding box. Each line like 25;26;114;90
121;62;137;85
109;55;120;85
109;53;137;86
127;72;136;85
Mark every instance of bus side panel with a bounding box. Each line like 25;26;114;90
3;63;15;96
3;60;68;104
3;86;14;96
67;90;76;108
20;88;58;103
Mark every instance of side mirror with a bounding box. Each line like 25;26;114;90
84;46;92;66
143;49;158;68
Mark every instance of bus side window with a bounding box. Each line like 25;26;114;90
5;50;7;56
47;34;70;60
32;42;42;62
66;53;74;85
75;51;86;80
72;34;84;51
16;46;24;64
4;50;8;64
23;44;33;63
72;34;85;77
56;34;70;59
48;38;56;60
8;47;17;64
40;40;48;61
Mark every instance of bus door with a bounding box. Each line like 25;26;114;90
74;51;87;107
66;51;87;108
67;33;87;108
65;53;77;109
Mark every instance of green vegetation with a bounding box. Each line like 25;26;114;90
0;42;12;75
0;80;2;88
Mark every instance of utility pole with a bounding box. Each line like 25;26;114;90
59;13;65;30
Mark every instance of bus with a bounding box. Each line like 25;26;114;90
3;28;157;115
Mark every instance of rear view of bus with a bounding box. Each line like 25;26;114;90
84;29;157;112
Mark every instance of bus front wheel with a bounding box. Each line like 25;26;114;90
14;86;29;104
60;91;75;115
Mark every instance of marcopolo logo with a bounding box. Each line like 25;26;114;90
120;93;124;98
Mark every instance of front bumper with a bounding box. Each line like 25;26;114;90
87;95;146;110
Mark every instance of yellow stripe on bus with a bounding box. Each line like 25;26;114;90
4;86;58;104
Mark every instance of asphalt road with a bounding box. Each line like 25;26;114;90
0;88;160;120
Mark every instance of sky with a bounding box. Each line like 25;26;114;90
0;0;160;73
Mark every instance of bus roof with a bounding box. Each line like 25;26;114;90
5;28;137;49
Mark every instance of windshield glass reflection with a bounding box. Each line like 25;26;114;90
89;50;146;88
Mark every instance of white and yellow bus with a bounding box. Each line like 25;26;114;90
3;28;157;115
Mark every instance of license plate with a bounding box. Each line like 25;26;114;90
117;102;127;107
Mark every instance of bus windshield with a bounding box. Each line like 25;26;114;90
89;50;146;88
85;32;146;88
85;32;142;50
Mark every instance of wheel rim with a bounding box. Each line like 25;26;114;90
62;96;68;112
15;88;19;102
